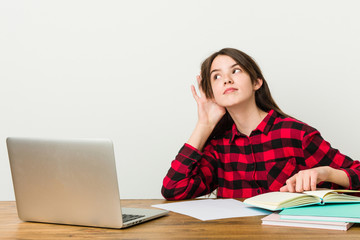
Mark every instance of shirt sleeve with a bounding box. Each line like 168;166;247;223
161;142;219;200
302;128;360;190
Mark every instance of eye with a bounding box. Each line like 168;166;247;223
213;74;221;80
233;68;241;74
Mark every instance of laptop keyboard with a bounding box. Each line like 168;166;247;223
122;214;145;223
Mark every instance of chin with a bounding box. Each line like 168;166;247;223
221;102;239;108
221;98;242;106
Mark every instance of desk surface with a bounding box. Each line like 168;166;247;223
1;200;360;239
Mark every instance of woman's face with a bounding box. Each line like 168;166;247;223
209;55;262;108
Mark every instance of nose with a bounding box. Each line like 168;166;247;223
224;76;234;85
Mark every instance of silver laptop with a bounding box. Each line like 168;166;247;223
6;137;168;228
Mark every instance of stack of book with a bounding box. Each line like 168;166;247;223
243;189;360;231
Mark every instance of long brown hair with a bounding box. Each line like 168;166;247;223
200;48;289;139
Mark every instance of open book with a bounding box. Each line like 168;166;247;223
243;189;360;211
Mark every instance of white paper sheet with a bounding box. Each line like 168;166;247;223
152;199;271;221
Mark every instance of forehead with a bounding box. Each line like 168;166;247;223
210;55;238;71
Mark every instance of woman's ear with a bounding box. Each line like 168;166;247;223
253;78;263;91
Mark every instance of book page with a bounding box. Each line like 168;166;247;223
303;189;336;199
243;192;322;210
244;192;309;206
304;189;360;201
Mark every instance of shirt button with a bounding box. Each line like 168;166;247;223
257;189;260;194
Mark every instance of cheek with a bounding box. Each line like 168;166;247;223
211;88;222;102
211;82;222;96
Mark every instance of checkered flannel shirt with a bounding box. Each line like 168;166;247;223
162;110;360;200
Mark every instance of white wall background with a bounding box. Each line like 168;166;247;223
1;0;360;200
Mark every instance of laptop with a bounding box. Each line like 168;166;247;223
6;137;169;228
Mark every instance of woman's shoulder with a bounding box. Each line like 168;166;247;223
273;114;318;135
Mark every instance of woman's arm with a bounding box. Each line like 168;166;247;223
280;129;360;192
280;166;349;192
161;76;226;200
161;143;219;200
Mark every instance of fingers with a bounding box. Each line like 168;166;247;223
310;171;318;191
196;75;201;86
191;85;200;102
279;185;288;192
299;170;318;192
284;177;296;193
191;74;203;101
282;169;319;193
196;75;207;96
192;75;207;102
297;171;306;192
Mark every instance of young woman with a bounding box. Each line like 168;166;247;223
162;48;360;200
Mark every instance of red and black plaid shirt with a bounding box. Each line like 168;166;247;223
162;110;360;200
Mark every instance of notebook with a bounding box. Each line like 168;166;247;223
6;137;169;228
262;213;354;231
279;203;360;223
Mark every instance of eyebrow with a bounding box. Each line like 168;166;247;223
210;63;240;75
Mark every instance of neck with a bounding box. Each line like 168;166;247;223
227;103;268;136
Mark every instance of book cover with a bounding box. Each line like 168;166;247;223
262;213;353;231
279;203;360;223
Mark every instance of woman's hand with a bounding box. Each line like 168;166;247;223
191;75;226;127
279;166;350;192
186;75;226;151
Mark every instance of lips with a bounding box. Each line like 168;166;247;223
223;88;238;94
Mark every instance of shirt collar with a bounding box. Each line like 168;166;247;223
229;109;277;142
